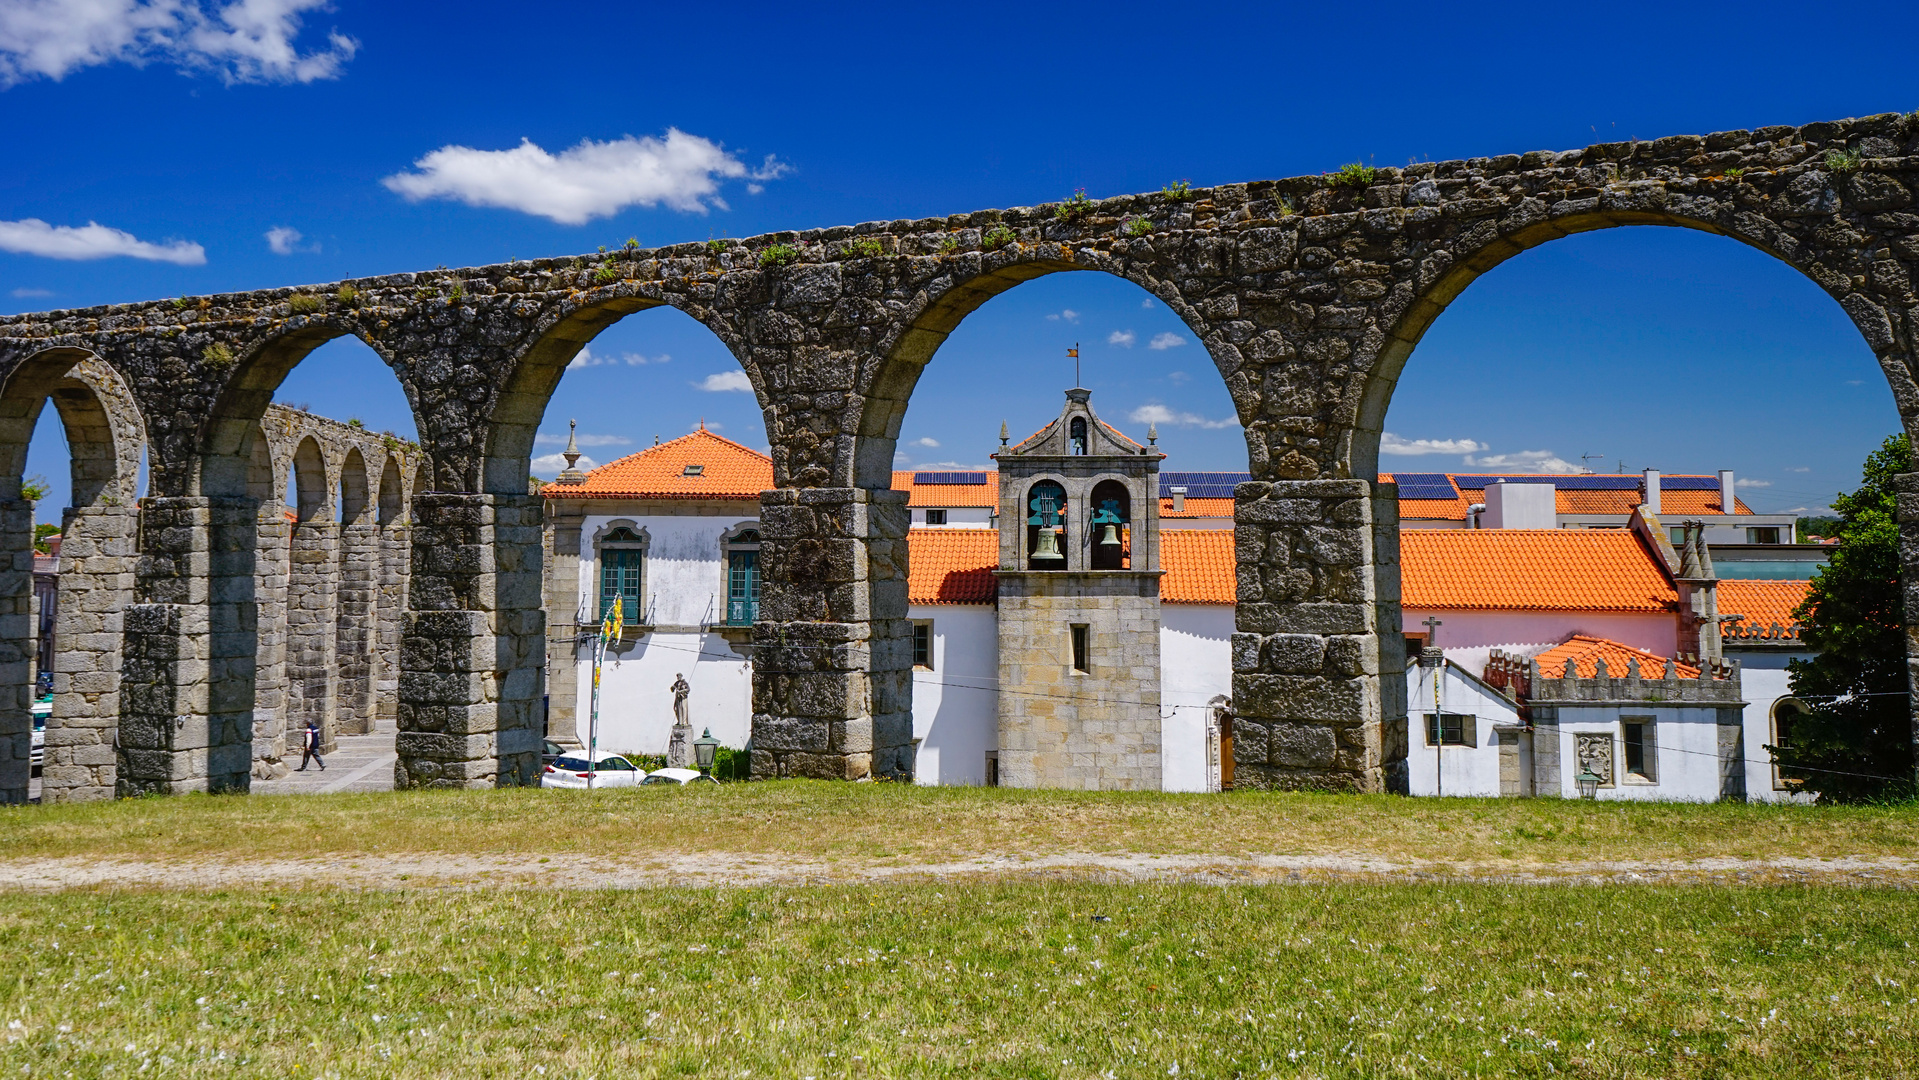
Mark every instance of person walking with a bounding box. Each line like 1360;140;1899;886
297;719;326;772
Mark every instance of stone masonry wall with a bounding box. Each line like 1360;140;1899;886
1;114;1917;791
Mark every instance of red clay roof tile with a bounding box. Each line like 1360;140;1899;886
1400;529;1677;612
1161;530;1236;604
1534;634;1701;680
906;529;999;604
544;429;771;500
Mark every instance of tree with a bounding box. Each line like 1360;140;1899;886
1773;433;1914;801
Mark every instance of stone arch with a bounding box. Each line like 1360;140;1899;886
851;254;1211;490
376;457;403;526
1348;205;1914;481
479;292;754;496
0;352;146;803
338;447;370;526
289;436;330;522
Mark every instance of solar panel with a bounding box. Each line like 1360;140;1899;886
1451;474;1644;491
1385;473;1459;500
1159;472;1250;501
1657;476;1721;490
913;471;988;485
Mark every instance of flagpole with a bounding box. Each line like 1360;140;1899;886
588;629;603;791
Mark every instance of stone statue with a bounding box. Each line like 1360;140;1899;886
667;674;693;767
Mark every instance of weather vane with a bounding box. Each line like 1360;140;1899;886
1069;343;1080;387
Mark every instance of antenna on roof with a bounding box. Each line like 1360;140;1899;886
1580;451;1605;474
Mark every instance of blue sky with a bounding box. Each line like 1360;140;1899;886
4;0;1912;521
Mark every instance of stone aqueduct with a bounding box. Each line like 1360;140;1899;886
1;114;1915;800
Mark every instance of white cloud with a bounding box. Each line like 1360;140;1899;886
1107;329;1136;348
1735;478;1773;488
913;437;940;448
1128;403;1239;430
1381;433;1490;457
534;432;632;448
1046;309;1080;323
567;345;668;370
1789;466;1811;473
9;287;51;298
0;0;358;88
694;370;754;393
263;225;316;255
1461;450;1584;474
1845;379;1864;386
1166;371;1190;384
382;129;786;225
913;459;992;471
1141;297;1155;309
1147;332;1186;350
0;218;204;264
530;451;596;477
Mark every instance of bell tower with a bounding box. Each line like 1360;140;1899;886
992;387;1163;790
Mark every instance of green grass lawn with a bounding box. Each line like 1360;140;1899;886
0;883;1911;1078
2;782;1915;866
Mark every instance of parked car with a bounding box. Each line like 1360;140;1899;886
540;750;644;789
641;767;719;786
541;740;566;768
29;697;48;778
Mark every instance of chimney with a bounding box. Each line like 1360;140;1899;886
1641;468;1661;514
1718;470;1735;516
1169;486;1186;513
1481;480;1557;529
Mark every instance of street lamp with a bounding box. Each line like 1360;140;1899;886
694;728;720;778
1575;768;1601;801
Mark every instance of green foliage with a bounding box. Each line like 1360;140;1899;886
19;475;48;503
1776;433;1915;801
597;245;607;254
1327;162;1377;188
712;746;750;781
757;243;801;268
593;263;619;284
706;239;728;255
982;225;1017;249
1161;180;1193;202
202;342;236;369
32;522;59;552
446;279;467;300
1277;194;1297;217
1124;217;1153;237
286;293;323;314
335;284;359;306
624;237;640;251
346;417;365;429
1054;187;1095;223
1721;166;1746;180
1825;147;1864;173
414;285;438;302
171;295;190;310
937;235;961;255
846;237;885;258
1797;515;1841;541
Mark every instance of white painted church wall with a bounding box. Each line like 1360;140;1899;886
1729;654;1815;804
1160;604;1233;792
1550;708;1731;802
1402;609;1678;658
1404;662;1518;797
910;604;999;785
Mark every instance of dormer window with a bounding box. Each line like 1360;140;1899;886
683;464;704;476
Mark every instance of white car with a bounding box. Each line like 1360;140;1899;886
30;698;48;777
540;750;644;789
642;768;719;786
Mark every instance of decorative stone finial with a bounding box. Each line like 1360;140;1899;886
1148;423;1158;445
556;419;586;485
999;420;1009;447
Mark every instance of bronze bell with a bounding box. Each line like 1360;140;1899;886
1033;526;1064;561
1098;522;1121;547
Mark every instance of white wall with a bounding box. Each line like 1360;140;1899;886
1403;608;1678;658
1160;516;1234;531
575;508;756;756
1730;651;1816;804
1161;604;1233;792
575;631;753;756
1550;707;1732;802
1405;662;1519;797
910;604;998;785
911;508;994;527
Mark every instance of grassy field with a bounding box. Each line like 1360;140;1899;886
0;882;1910;1078
1;782;1914;866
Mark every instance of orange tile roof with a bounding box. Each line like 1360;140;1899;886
1159;496;1236;518
545;428;771;500
1553;489;1750;515
1161;530;1236;604
1719;579;1811;640
1400;497;1470;521
1400;529;1677;612
907;529;999;604
891;470;1000;508
1534;634;1701;680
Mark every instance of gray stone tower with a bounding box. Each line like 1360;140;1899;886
992;388;1164;790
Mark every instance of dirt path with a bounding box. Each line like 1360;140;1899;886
0;851;1912;891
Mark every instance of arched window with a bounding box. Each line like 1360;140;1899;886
1770;697;1811;791
1069;417;1088;456
598;526;646;623
1088;478;1130;570
725;528;761;626
1026;480;1068;570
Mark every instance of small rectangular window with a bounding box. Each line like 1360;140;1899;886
682;464;704;476
925;508;946;526
1623;719;1657;782
1747;526;1780;544
912;621;933;670
1070;624;1089;673
1424;712;1473;746
1668;526;1686;545
984;751;999;788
